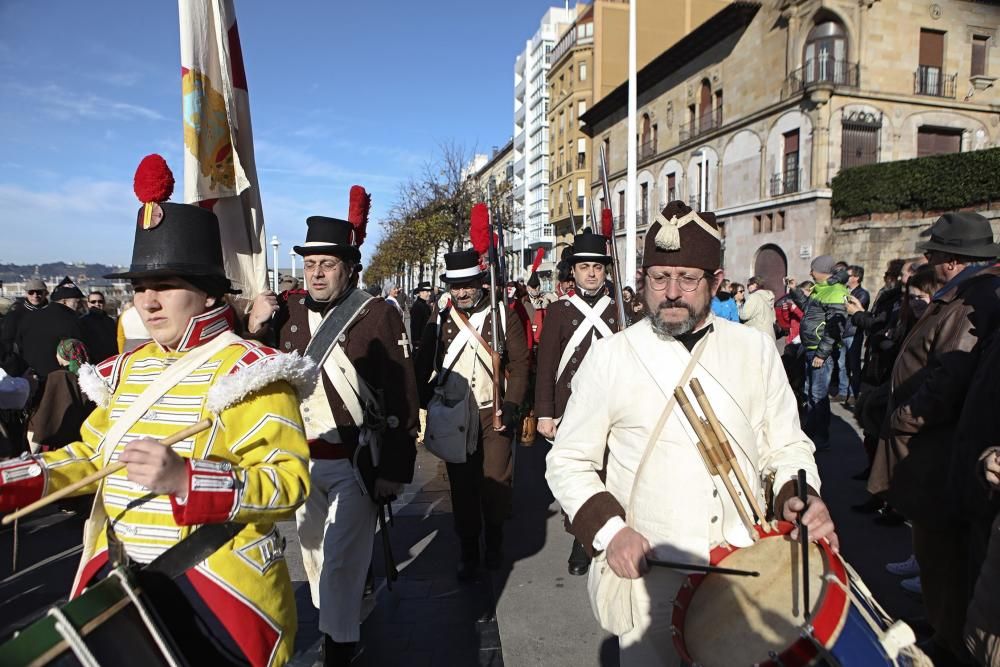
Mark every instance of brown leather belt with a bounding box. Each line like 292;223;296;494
308;439;353;460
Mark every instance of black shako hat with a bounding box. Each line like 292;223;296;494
441;249;486;284
569;232;611;264
105;203;231;285
293;217;362;262
917;212;1000;258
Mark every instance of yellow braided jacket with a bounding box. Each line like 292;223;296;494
0;305;315;667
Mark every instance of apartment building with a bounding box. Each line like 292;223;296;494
581;0;1000;289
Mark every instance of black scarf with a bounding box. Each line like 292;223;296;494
305;288;352;314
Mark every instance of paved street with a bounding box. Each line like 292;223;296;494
0;402;926;666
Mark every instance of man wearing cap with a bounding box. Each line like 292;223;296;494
546;200;835;665
415;248;530;580
534;231;620;576
16;277;86;382
0;277;48;366
867;212;1000;665
0;170;313;666
247;207;419;666
409;281;433;351
787;255;849;450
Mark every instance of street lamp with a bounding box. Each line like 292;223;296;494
270;235;280;292
289;249;297;279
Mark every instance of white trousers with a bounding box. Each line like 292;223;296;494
618;568;685;666
295;458;376;643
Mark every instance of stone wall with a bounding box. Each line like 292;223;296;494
827;203;1000;276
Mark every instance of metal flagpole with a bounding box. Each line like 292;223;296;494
625;0;638;288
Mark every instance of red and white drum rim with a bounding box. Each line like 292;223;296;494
671;521;849;667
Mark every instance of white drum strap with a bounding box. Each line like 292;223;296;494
111;569;183;667
48;606;100;667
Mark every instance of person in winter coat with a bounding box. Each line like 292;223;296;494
711;284;739;322
789;256;849;449
739;276;776;339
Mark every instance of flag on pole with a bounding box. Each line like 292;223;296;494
178;0;267;297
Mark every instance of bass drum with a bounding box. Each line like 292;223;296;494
671;521;927;667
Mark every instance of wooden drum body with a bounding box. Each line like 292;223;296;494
672;522;900;667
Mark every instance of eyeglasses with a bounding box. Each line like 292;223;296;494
303;259;344;271
645;270;706;292
27;290;45;296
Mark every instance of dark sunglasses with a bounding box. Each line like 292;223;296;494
27;290;45;296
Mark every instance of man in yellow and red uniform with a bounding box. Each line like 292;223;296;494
0;161;312;667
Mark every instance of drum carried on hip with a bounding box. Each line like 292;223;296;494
671;522;927;667
0;567;186;667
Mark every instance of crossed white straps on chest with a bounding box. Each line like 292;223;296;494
556;294;613;381
441;307;494;379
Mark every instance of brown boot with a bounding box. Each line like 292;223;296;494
520;411;537;445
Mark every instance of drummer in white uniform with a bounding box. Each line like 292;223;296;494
545;200;838;665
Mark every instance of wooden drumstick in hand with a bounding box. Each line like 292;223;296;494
1;418;212;525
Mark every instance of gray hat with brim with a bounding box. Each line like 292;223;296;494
24;278;47;292
917;212;1000;258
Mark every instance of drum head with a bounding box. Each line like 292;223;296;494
682;533;837;667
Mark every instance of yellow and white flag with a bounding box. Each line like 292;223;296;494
179;0;267;297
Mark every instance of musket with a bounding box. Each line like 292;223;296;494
599;145;628;331
472;202;505;431
486;182;509;308
564;190;578;236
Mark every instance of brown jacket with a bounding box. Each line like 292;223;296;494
869;264;1000;523
415;297;530;410
534;291;619;420
256;289;418;484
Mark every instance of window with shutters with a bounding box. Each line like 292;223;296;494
917;126;962;157
640;183;649;225
916;29;954;97
972;35;989;77
841;111;882;169
666;173;677;202
771;130;800;196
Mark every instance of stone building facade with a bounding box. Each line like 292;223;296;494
581;0;1000;291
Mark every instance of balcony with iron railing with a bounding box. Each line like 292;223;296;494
576;153;586;170
639;139;657;161
769;169;802;197
786;58;859;95
565;159;573;175
914;66;956;98
679;108;723;143
638;207;649;226
555;164;563;178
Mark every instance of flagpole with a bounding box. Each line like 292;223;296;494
625;0;637;288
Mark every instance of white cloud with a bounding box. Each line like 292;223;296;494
4;82;167;122
0;179;136;264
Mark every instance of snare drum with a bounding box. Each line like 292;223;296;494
0;567;185;667
672;522;917;667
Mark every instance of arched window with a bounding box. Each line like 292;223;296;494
804;20;847;85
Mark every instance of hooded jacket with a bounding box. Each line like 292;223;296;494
740;289;776;339
792;281;849;359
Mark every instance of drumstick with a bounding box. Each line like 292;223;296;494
1;418;213;525
675;388;758;542
797;468;810;620
646;558;759;577
689;379;767;524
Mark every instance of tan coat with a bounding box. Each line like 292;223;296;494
868;265;1000;523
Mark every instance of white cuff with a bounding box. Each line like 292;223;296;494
592;516;627;552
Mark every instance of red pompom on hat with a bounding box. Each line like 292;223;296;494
133;154;175;230
134;154;174;204
347;185;371;247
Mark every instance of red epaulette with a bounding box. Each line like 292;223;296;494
225;340;283;376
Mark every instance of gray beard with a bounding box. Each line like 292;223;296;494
647;300;705;339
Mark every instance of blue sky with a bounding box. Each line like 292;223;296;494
0;0;566;266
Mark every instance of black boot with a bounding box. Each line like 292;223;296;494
323;636;356;667
484;523;503;570
567;539;591;576
457;539;480;582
